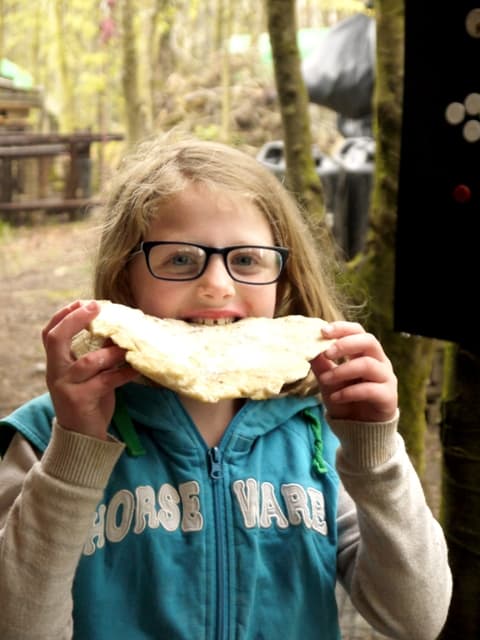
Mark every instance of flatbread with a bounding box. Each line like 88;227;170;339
71;301;334;402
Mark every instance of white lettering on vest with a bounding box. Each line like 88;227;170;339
83;504;107;556
134;485;160;533
307;487;327;535
83;478;328;555
158;483;181;532
232;478;259;528
179;481;203;532
281;483;312;528
106;489;135;541
233;479;328;535
259;482;289;529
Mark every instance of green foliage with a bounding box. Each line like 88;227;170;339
0;218;12;241
193;123;221;140
0;0;366;137
2;0;123;131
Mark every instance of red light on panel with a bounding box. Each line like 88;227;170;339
452;184;472;203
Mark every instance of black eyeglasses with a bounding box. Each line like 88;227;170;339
129;241;289;285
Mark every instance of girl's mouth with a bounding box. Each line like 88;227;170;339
185;317;241;326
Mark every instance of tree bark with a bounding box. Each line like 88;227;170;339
121;0;146;146
439;344;480;638
220;0;232;141
54;0;75;132
347;0;434;473
265;0;325;223
0;0;5;62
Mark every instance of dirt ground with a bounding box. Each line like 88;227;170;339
0;214;97;417
0;213;443;517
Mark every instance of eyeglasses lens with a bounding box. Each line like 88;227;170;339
146;244;283;283
148;244;205;279
227;247;282;283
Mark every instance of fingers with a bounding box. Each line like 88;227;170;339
42;300;99;350
42;300;83;341
313;320;398;422
310;321;365;375
318;356;391;388
50;356;138;439
41;301;138;439
43;300;134;389
310;352;335;376
321;320;364;338
43;301;101;377
54;350;137;410
321;321;390;364
66;345;131;384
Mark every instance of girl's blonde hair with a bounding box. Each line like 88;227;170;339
94;133;346;396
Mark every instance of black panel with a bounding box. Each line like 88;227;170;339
395;2;480;351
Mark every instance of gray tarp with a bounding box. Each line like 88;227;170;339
302;14;375;119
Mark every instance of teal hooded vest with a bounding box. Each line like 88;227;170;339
1;382;341;640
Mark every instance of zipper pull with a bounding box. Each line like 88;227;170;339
208;446;223;480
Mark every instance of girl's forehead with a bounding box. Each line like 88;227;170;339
170;182;253;208
152;183;268;225
145;185;274;244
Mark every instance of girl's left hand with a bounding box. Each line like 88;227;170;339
311;321;398;423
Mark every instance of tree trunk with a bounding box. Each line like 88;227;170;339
0;0;5;62
121;0;146;146
54;0;75;132
214;0;223;52
147;0;176;130
347;0;434;474
265;0;325;223
439;343;480;638
220;0;232;142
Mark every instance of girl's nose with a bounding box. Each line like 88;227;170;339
197;255;236;297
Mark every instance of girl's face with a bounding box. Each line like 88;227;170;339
128;183;278;322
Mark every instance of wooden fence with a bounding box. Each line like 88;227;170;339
0;132;124;221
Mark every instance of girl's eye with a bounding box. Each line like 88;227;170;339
232;254;256;266
230;250;262;272
149;248;204;276
171;253;196;266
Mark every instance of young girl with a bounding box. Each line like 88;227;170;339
0;135;451;640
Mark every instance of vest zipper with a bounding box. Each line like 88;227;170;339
208;446;228;640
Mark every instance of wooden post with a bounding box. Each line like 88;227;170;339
0;159;14;203
38;157;51;200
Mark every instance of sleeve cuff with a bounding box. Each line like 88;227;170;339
41;419;125;489
327;410;400;469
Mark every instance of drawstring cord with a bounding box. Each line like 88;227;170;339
111;391;327;469
303;407;328;476
113;391;146;457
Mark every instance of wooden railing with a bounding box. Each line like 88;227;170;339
0;132;124;219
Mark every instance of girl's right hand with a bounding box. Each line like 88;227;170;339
42;300;138;440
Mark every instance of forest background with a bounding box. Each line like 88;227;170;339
1;1;475;638
0;0;366;169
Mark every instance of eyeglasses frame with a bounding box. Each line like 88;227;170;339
129;240;289;285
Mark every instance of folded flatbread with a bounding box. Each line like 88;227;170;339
71;301;334;402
